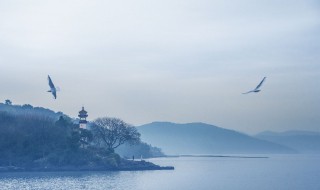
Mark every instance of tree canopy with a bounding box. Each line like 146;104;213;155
91;117;141;151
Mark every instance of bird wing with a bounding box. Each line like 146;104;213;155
52;91;57;99
255;77;266;90
48;75;56;89
242;90;253;94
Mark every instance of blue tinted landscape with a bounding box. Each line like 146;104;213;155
1;0;319;189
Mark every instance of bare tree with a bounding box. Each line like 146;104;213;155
5;99;12;105
91;117;140;151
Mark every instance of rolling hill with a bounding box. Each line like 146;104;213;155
137;122;296;155
255;130;320;153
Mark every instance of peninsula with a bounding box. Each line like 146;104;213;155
0;102;173;172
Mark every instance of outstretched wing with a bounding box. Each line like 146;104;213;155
48;75;56;89
242;90;253;94
52;91;57;99
255;77;266;90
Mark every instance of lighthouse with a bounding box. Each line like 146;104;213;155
78;107;88;129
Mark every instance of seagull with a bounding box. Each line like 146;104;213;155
242;77;266;94
47;75;57;99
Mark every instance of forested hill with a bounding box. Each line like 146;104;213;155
0;106;90;168
0;102;168;171
0;102;65;120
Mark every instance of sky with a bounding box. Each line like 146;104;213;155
0;0;319;134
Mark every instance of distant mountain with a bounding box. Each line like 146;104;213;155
255;130;320;154
137;122;296;155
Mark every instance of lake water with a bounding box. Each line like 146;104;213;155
0;155;319;190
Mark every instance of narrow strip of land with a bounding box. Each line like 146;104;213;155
164;155;269;159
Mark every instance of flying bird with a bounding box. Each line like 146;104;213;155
47;75;57;99
242;77;266;94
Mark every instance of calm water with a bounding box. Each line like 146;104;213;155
0;155;319;190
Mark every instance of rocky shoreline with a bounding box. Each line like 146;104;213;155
0;160;174;172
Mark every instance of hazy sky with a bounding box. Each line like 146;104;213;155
0;0;319;134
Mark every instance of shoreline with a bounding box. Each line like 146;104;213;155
0;160;174;172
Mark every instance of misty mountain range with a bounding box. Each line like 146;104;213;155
138;122;319;155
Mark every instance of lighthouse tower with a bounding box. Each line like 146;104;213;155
78;107;88;129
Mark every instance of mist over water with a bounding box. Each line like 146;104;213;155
1;155;319;190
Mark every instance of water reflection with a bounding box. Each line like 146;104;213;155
0;171;140;190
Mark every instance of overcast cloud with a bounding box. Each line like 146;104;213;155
0;0;319;134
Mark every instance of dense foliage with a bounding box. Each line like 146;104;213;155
0;111;121;168
116;141;164;159
0;112;73;166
